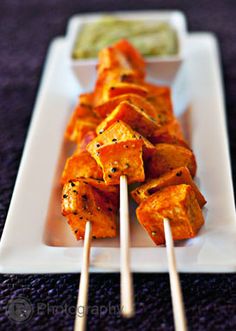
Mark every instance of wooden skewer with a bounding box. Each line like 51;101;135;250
74;221;92;331
120;175;134;318
163;218;187;331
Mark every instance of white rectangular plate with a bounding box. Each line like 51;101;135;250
0;32;236;273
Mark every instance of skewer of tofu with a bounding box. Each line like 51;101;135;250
85;42;152;317
62;95;119;331
86;121;148;317
62;41;148;321
61;39;206;330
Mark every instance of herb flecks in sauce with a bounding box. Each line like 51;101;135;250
72;16;178;59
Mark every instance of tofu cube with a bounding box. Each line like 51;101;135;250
149;118;188;148
146;143;197;178
145;83;174;125
113;39;146;77
131;166;206;207
96;100;159;137
94;93;157;120
66;117;99;143
96;139;145;185
76;131;97;153
136;184;205;245
65;97;98;142
87;120;155;164
104;83;148;100
61;150;103;185
62;179;118;239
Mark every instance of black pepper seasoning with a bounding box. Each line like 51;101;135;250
176;171;182;177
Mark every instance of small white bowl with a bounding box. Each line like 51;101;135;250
66;11;187;89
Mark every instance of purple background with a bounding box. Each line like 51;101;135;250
0;1;236;330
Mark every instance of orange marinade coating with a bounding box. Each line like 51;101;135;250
136;184;204;245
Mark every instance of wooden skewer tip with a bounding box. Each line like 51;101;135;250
120;175;135;318
74;221;92;331
163;218;187;331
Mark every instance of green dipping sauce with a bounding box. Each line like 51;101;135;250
72;16;179;59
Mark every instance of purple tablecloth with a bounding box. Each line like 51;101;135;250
0;1;236;330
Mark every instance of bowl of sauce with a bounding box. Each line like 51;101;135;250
66;11;187;88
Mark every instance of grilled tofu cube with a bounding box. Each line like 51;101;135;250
87;120;155;163
61;150;103;185
96;139;145;185
94;68;144;108
94;41;145;105
66;116;99;143
94;93;157;119
132;167;206;207
96;101;159;137
62;178;119;214
65;96;98;141
76;131;97;152
79;92;94;108
113;39;146;77
145;83;174;125
97;46;130;76
149;118;188;147
150;133;188;148
146;143;197;178
136;184;205;245
62;179;118;239
104;83;148;100
78;178;119;208
116;69;144;84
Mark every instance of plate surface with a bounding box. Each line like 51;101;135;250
0;33;236;273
